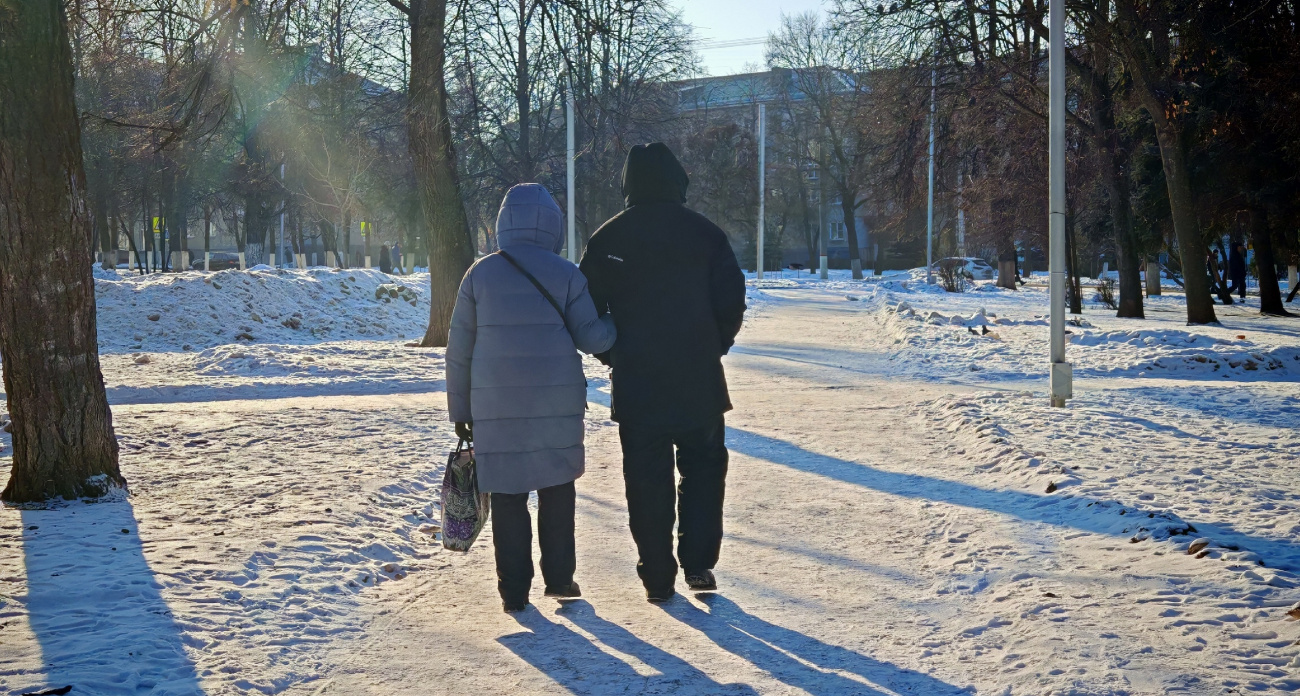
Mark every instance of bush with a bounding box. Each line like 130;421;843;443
938;260;970;293
1095;277;1117;309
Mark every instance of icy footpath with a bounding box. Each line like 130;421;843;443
750;273;1300;691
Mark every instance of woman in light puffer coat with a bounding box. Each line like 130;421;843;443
446;183;616;613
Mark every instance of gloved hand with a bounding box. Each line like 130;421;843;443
455;421;473;442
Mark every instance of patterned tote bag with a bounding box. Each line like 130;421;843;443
440;439;490;551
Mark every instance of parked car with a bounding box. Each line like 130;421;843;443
932;257;995;280
190;252;241;271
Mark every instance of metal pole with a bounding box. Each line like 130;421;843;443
566;74;577;264
1049;0;1072;406
926;67;936;284
757;103;766;280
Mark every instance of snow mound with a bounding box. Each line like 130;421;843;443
924;393;1199;543
1070;329;1300;378
94;268;430;353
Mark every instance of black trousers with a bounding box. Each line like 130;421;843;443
1229;277;1247;299
619;416;728;592
490;481;576;604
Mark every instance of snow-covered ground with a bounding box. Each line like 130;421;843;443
2;267;1298;695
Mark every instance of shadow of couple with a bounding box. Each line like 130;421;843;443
499;595;969;695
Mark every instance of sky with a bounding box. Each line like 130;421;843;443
672;0;827;76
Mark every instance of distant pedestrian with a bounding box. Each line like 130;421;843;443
392;242;404;274
1207;250;1231;304
446;184;616;614
1228;240;1248;300
379;244;393;274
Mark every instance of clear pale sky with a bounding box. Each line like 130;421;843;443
672;0;827;76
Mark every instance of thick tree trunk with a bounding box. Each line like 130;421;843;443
1113;4;1216;323
1146;115;1216;322
1104;169;1143;318
1146;257;1162;296
1248;207;1290;316
1092;106;1144;317
0;0;122;502
408;0;474;347
839;192;863;280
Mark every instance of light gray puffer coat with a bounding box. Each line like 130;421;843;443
446;184;616;494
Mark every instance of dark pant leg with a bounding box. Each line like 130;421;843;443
619;424;678;591
673;416;729;574
536;481;576;590
491;491;533;603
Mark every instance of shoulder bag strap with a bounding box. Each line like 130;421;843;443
497;250;566;323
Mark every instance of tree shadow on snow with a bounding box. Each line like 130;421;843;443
17;500;204;695
499;600;758;695
726;427;1300;574
661;594;970;695
103;377;444;407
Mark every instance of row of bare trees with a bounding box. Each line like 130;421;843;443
819;0;1300;323
0;0;694;501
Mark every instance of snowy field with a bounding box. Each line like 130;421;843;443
2;266;1299;695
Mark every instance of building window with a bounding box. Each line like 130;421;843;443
829;222;846;242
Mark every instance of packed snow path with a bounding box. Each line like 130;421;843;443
2;269;1299;695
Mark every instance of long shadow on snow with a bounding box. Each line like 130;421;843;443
725;427;1300;574
499;601;758;695
16;500;204;695
660;594;970;695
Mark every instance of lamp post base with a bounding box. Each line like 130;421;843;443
1050;362;1073;407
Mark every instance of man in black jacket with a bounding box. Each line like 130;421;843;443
580;142;747;602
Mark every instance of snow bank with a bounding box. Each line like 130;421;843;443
852;281;1300;381
93;267;431;353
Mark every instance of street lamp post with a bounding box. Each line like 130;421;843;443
566;73;577;264
925;67;936;285
757;102;766;281
1048;0;1073;406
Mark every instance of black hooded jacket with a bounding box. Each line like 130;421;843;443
580;143;747;431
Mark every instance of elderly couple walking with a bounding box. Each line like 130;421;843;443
445;143;747;612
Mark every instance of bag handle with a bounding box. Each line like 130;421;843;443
497;250;566;323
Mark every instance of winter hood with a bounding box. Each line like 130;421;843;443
496;183;564;253
621;142;689;208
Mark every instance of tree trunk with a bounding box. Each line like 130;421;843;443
1113;5;1216;322
92;170;111;269
0;0;122;502
1066;211;1083;314
1090;94;1144;317
1146;257;1162;296
1147;116;1216;322
408;0;474;347
839;192;863;280
203;205;211;269
1248;207;1290;316
1103;162;1143;318
343;209;352;269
